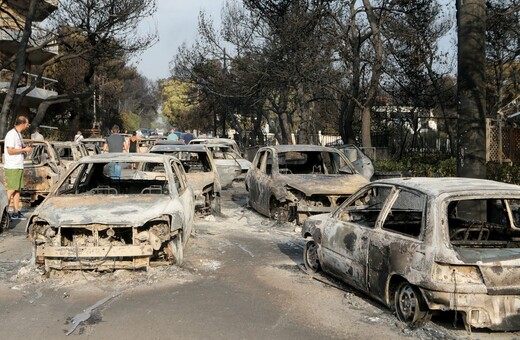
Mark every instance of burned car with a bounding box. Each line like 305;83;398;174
302;177;520;331
81;137;106;155
27;153;194;271
246;145;368;224
149;144;221;214
51;141;89;169
205;143;252;179
0;139;66;204
336;144;374;180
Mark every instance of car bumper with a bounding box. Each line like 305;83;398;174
36;244;153;270
421;289;520;330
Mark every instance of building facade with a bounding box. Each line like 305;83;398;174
0;0;58;115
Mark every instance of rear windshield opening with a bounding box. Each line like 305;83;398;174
448;198;520;248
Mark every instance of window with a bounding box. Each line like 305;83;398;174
382;189;425;238
337;186;393;228
448;198;520;246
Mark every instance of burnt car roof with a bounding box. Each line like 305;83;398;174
259;144;345;153
51;141;82;146
150;144;208;153
79;152;178;163
372;177;520;197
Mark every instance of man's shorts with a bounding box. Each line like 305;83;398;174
4;169;24;190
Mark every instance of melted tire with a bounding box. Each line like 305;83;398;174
303;240;321;272
394;281;431;327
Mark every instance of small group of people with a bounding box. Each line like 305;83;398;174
167;128;194;144
103;125;140;153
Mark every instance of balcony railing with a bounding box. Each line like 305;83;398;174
5;0;58;21
0;27;59;56
0;68;58;92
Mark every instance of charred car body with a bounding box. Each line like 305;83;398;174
149;144;222;214
51;141;89;169
246;145;368;224
205;143;252;180
27;153;194;271
0;140;65;204
302;177;520;331
336;144;374;180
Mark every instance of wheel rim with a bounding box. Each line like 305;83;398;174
168;233;183;266
397;284;418;322
0;208;9;232
304;241;320;272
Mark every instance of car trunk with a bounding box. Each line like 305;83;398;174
455;248;520;294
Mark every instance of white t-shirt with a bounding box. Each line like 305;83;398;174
4;128;25;169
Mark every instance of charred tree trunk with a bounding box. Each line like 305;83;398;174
456;0;486;179
0;0;37;137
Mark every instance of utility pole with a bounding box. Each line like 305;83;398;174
456;0;487;179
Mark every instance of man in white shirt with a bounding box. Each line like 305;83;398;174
4;116;32;220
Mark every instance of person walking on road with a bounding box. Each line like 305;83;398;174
129;131;140;153
103;125;127;153
167;128;179;141
4;116;32;220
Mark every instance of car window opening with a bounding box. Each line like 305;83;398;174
448;198;520;248
57;161;171;195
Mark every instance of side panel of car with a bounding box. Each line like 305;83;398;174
321;218;371;291
247;150;272;216
170;159;194;242
320;185;398;291
364;188;426;301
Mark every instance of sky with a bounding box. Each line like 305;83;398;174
133;0;456;81
132;0;226;81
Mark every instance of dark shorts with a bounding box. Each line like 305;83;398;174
4;169;24;190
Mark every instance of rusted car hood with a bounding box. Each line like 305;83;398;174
186;173;214;195
282;174;368;195
34;196;173;225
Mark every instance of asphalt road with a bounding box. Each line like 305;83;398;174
1;182;519;339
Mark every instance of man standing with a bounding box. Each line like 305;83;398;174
4;116;32;220
103;124;127;152
167;128;179;141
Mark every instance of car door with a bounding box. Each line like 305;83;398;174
246;150;272;216
321;185;394;291
170;159;194;238
367;188;426;301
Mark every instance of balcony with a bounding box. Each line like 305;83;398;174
6;0;58;22
0;27;58;64
0;68;58;106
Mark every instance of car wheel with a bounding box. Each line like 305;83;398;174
0;208;9;232
303;240;320;272
168;233;184;266
394;281;431;327
270;198;289;222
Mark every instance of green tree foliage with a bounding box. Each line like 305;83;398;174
1;0;158;136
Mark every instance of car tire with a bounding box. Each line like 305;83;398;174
394;281;431;327
0;208;9;232
270;197;289;223
168;233;184;266
303;240;321;272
